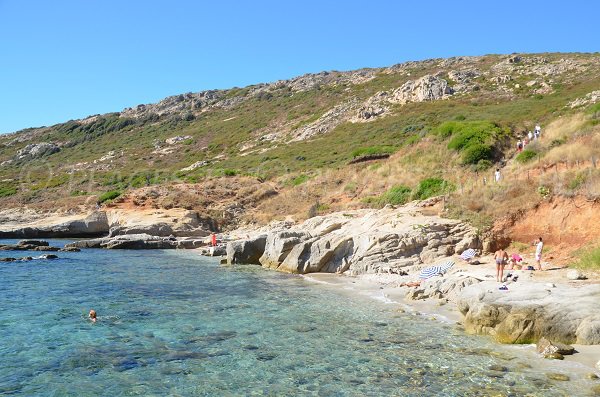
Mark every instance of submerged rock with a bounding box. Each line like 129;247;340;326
546;373;570;381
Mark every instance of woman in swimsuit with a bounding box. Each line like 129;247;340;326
494;249;509;282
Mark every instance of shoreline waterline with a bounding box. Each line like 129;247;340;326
301;271;600;373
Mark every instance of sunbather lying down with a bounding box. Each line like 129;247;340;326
400;280;421;287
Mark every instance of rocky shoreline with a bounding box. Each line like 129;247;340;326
2;201;599;374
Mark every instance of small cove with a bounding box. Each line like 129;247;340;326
0;240;597;396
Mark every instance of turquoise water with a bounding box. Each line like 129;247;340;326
0;239;595;396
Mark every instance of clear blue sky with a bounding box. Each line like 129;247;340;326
1;0;598;134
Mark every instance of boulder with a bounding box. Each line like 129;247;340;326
259;231;310;269
566;269;585;280
226;235;267;265
536;337;575;355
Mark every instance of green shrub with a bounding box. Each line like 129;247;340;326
516;149;538;163
472;159;493;171
344;182;357;192
351;145;396;158
0;185;17;197
550;138;566;147
380;185;412;205
413;178;454;200
461;144;492;165
98;190;121;203
70;190;88;197
290;174;310;186
587;102;600;119
574;244;600;269
568;173;587;190
446;121;501;151
538;185;550;198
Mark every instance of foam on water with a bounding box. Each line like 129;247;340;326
0;240;597;396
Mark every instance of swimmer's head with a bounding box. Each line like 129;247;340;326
89;309;97;320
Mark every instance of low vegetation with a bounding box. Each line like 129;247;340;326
97;190;121;204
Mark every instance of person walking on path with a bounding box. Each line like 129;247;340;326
494;168;501;182
528;131;533;141
517;139;523;152
494;248;509;282
534;237;544;270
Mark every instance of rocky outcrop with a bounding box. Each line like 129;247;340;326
456;282;600;344
391;75;454;104
15;142;60;160
569;90;600;108
106;209;212;238
227;204;480;275
0;212;109;238
226;235;267;265
65;234;205;250
0;240;60;251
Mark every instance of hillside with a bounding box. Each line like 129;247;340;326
2;52;600;264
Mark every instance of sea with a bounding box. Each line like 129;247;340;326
0;239;596;396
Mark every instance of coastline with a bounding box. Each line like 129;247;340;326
301;270;600;373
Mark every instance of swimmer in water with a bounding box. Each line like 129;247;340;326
89;309;97;323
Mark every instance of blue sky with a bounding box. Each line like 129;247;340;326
1;0;598;134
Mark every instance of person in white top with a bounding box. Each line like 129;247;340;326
535;124;541;135
534;237;544;270
528;131;533;141
494;168;501;182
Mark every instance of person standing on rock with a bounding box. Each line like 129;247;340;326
534;237;544;270
494;248;509;282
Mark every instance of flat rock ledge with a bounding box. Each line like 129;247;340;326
400;270;600;345
456;281;600;345
65;234;204;250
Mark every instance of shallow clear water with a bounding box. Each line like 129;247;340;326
0;239;595;396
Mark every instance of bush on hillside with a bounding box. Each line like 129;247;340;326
461;144;493;165
516;149;538;163
413;178;454;200
379;185;412;205
290;174;310;186
574;245;600;269
445;121;502;151
472;159;493;171
0;185;17;197
98;190;121;204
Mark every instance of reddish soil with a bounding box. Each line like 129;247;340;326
495;195;600;265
